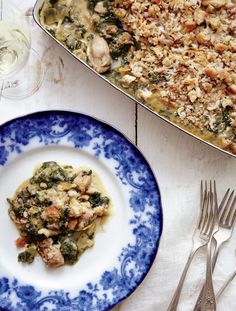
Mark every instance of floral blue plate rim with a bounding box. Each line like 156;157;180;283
0;110;163;311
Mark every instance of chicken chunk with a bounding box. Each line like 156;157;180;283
38;238;64;267
73;170;92;193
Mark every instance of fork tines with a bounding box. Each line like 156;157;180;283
218;189;236;228
199;180;217;237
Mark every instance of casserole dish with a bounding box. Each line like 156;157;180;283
33;0;236;158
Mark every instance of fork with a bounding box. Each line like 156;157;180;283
199;181;218;311
193;189;236;311
167;181;214;311
216;248;236;300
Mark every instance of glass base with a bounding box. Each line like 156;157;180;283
1;48;44;100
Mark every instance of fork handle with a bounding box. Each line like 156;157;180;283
193;242;220;311
216;269;236;300
200;239;216;311
167;248;198;311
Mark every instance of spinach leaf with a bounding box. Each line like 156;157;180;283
111;44;131;59
88;192;109;207
88;0;97;12
60;240;78;265
18;246;37;264
31;161;67;185
25;223;44;243
222;107;231;129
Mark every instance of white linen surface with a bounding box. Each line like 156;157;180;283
117;183;236;311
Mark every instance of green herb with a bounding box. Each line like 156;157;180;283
24;223;44;243
60;208;69;223
63;16;74;23
111;45;131;59
133;38;141;50
66;39;82;51
60;240;78;264
88;232;94;240
18;246;37;264
149;73;167;85
106;30;134;59
7;198;25;219
39;198;53;207
31;161;67;185
209;107;232;135
88;192;109;207
88;192;101;207
88;0;97;12
222;108;231;129
101;12;121;27
18;251;34;263
10;206;25;218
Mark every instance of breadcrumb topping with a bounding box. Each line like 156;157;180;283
113;0;236;152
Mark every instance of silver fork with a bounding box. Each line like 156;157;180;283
193;189;236;311
216;248;236;300
167;181;214;311
213;190;236;262
199;181;218;311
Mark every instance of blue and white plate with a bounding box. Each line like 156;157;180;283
0;111;162;311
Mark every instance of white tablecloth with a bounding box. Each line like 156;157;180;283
1;1;236;310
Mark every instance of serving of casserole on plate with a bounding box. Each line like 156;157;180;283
8;161;111;268
34;0;236;156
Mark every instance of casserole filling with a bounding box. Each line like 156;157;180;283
8;161;110;267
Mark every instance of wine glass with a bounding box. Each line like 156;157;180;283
0;0;44;99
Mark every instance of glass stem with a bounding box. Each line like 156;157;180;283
0;0;2;20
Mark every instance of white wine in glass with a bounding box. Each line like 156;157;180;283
0;21;30;78
0;0;43;99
